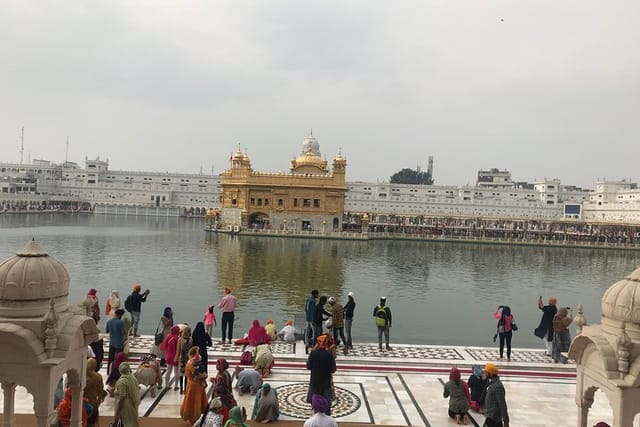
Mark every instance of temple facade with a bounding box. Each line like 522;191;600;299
218;132;347;232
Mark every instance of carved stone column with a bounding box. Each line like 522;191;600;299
576;386;596;427
1;381;16;427
67;371;83;427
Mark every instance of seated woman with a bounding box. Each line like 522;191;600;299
254;343;275;378
264;320;277;342
443;367;470;425
252;383;280;424
224;406;250;427
467;365;488;412
248;320;271;347
193;397;225;427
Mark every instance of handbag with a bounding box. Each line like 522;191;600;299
512;322;518;331
154;321;164;346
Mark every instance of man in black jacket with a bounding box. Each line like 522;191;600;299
344;292;356;349
127;283;150;337
312;295;332;346
306;334;336;414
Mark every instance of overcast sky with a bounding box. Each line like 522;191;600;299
1;1;638;188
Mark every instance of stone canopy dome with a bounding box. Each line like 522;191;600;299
0;240;70;318
601;266;640;325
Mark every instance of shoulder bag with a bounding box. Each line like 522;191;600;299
154;321;164;346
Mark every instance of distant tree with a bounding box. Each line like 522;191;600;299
390;168;433;185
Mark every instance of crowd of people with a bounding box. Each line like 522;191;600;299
62;284;294;426
352;214;640;245
56;282;596;427
305;289;360;354
432;293;579;426
489;294;574;365
0;200;88;212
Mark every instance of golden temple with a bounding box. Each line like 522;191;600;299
216;132;347;232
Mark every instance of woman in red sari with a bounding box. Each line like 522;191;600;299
212;358;236;423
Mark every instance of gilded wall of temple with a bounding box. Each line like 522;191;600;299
218;134;347;231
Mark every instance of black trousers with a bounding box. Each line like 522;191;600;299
499;331;513;359
221;312;234;341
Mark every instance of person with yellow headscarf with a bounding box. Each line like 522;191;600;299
482;363;509;427
84;358;106;427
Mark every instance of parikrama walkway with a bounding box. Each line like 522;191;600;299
206;228;640;252
1;335;614;427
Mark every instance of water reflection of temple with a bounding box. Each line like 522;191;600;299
218;132;347;232
212;235;346;305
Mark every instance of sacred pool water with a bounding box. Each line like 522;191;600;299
0;214;638;347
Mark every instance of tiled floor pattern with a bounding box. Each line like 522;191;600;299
119;335;567;366
120;336;296;357
464;347;572;365
275;383;362;419
343;345;464;361
2;337;617;426
0;366;615;426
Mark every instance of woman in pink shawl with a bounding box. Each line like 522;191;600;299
248;320;270;347
160;325;181;389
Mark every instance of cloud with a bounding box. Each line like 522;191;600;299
0;0;638;188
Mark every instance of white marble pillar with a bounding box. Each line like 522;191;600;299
576;403;589;427
32;382;54;427
1;381;16;427
70;382;82;427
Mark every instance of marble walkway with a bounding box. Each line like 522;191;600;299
3;335;616;426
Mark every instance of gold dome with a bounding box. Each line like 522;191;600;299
291;147;328;173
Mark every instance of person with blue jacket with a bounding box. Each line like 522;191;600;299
304;290;319;351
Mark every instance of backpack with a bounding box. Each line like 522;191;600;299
124;294;133;312
375;306;387;327
240;350;253;366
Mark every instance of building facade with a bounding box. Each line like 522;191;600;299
218;133;347;231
